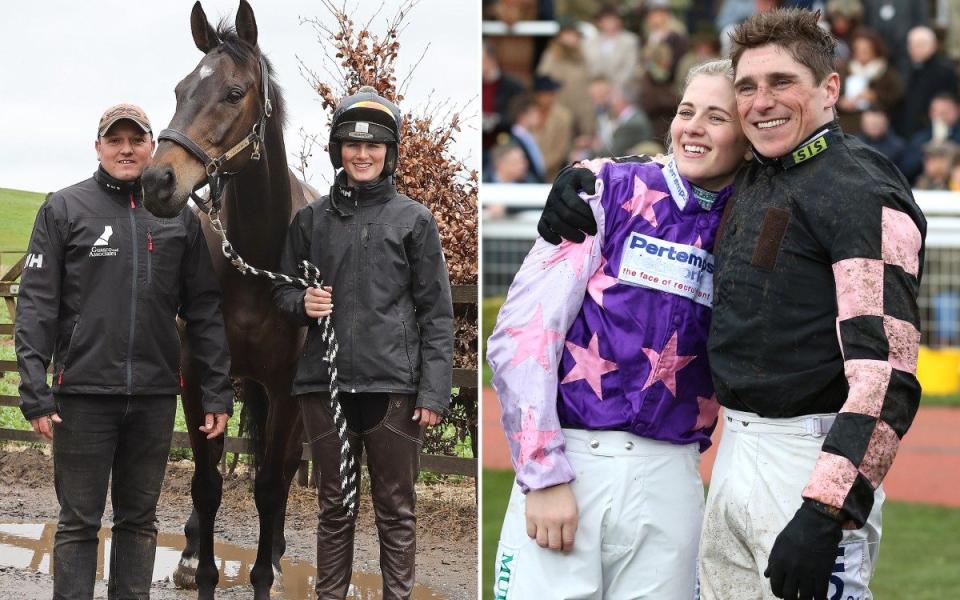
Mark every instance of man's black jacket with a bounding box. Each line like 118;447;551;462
15;168;233;418
709;123;926;526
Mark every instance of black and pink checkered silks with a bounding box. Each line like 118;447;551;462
803;199;924;527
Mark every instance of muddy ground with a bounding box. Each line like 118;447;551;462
0;446;477;599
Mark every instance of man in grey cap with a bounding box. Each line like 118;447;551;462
16;103;234;599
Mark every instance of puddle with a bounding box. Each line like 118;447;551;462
0;523;445;599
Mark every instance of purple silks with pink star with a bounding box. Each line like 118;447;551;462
489;160;733;492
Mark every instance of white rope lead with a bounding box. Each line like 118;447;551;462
300;260;359;517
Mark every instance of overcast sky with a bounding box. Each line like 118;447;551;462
0;0;479;195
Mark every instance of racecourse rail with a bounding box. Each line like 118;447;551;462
483;187;960;358
0;255;478;478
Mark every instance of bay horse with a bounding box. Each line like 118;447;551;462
141;1;316;598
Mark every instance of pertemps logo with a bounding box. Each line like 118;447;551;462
89;225;119;257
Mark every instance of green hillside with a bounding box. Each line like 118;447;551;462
0;187;46;253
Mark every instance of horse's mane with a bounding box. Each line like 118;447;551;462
214;19;287;130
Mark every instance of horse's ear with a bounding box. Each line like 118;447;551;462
235;0;258;47
190;1;219;53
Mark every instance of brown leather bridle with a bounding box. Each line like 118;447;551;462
156;54;273;213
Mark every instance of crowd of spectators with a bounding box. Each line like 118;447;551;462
481;0;960;191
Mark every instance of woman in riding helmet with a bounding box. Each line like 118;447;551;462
273;86;454;599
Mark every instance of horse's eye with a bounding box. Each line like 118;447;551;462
226;89;244;104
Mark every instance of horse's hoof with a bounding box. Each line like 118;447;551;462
172;556;199;590
254;588;273;600
270;565;284;593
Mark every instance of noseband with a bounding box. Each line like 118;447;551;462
157;54;273;213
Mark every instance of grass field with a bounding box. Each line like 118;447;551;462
0;187;46;254
481;468;960;599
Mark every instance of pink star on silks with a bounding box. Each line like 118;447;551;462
640;331;697;397
510;407;560;468
505;304;564;371
693;235;703;249
621;175;669;227
694;394;720;430
543;236;595;279
561;333;619;400
587;256;618;308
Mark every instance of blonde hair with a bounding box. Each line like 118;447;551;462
682;58;734;93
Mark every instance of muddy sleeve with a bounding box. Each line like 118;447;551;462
408;213;454;415
486;167;611;493
272;207;313;327
15;199;65;420
179;211;234;416
801;187;925;528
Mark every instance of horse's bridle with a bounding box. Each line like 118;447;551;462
157;54;273;213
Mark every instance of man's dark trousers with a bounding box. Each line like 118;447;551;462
52;394;177;600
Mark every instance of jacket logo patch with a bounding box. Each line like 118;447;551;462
618;232;715;307
93;225;113;246
791;135;828;164
89;225;118;257
25;253;44;269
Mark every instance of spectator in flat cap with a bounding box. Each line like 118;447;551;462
505;93;547;183
537;17;598;141
532;75;576;180
915;140;959;190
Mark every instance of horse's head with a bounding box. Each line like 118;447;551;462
143;0;274;218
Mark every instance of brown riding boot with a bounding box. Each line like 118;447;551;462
299;393;363;600
363;394;423;600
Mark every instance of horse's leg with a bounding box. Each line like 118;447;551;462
172;509;200;588
248;383;303;600
181;361;226;600
269;429;308;591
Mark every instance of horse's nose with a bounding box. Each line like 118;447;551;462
142;165;175;202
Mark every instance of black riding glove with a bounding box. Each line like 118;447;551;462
537;167;598;245
765;501;844;600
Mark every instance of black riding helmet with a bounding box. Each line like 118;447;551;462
329;86;402;177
